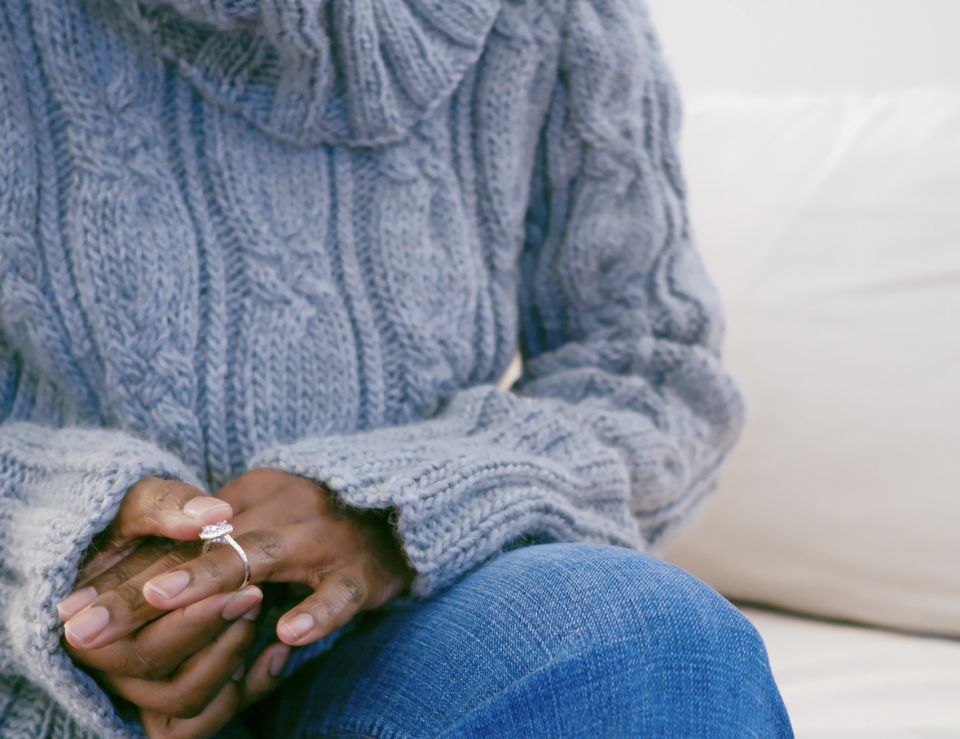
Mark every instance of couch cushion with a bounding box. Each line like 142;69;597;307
662;90;960;636
741;607;960;738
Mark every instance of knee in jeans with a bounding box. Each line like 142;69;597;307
493;543;768;670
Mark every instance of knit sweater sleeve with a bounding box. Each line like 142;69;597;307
0;350;203;738
251;0;744;597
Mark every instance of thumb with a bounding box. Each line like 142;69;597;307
116;477;234;542
276;569;372;647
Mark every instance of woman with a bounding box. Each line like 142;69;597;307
0;0;792;736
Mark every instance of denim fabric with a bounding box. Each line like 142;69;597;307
241;544;792;738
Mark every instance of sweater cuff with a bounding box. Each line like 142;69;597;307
1;424;203;739
250;386;644;597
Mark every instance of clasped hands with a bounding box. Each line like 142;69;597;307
56;469;414;739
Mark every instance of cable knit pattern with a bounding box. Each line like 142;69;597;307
125;0;503;146
0;0;744;735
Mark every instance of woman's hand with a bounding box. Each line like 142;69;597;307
66;476;234;596
57;469;410;737
66;581;282;710
58;477;236;647
59;470;413;649
67;581;290;739
140;468;415;647
138;642;288;739
58;476;291;738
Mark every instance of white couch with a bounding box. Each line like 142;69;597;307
738;608;960;738
643;1;960;736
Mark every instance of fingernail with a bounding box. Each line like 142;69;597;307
232;664;246;682
222;588;262;621
64;606;110;646
144;571;191;602
183;496;232;520
279;613;314;643
242;601;262;621
57;587;98;621
269;646;291;677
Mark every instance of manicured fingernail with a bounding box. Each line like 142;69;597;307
57;587;97;621
269;646;291;677
222;588;262;621
183;496;232;520
144;571;191;602
64;606;109;646
232;664;246;682
279;613;314;643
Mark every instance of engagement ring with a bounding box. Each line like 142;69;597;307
199;521;251;590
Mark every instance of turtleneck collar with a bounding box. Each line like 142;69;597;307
124;0;502;147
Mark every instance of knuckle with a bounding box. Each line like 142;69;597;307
114;582;147;612
147;480;182;515
138;479;201;523
200;553;227;579
91;567;128;592
194;555;230;587
164;542;203;568
95;541;179;590
337;573;367;607
242;530;284;567
310;596;338;624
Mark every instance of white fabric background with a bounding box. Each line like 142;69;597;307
646;0;960;95
661;90;960;636
740;607;960;738
643;0;960;637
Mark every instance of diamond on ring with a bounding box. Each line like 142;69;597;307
200;520;234;541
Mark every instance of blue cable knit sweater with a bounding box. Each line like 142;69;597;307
0;0;744;735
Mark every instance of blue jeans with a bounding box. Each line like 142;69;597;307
240;544;792;738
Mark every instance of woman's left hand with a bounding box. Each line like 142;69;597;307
137;637;289;739
140;468;415;647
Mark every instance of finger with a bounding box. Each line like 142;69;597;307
63;543;203;650
142;528;290;611
140;679;240;739
60;538;181;620
56;586;99;622
62;481;232;618
103;615;255;718
74;539;143;590
131;587;262;678
66;587;262;679
139;642;289;739
239;642;290;709
118;477;233;542
276;567;370;646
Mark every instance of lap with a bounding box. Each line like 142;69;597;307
245;544;791;739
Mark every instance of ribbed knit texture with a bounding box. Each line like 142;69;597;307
0;0;744;735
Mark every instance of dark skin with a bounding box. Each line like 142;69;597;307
59;470;415;739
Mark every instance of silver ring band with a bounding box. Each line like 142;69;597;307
199;521;251;590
